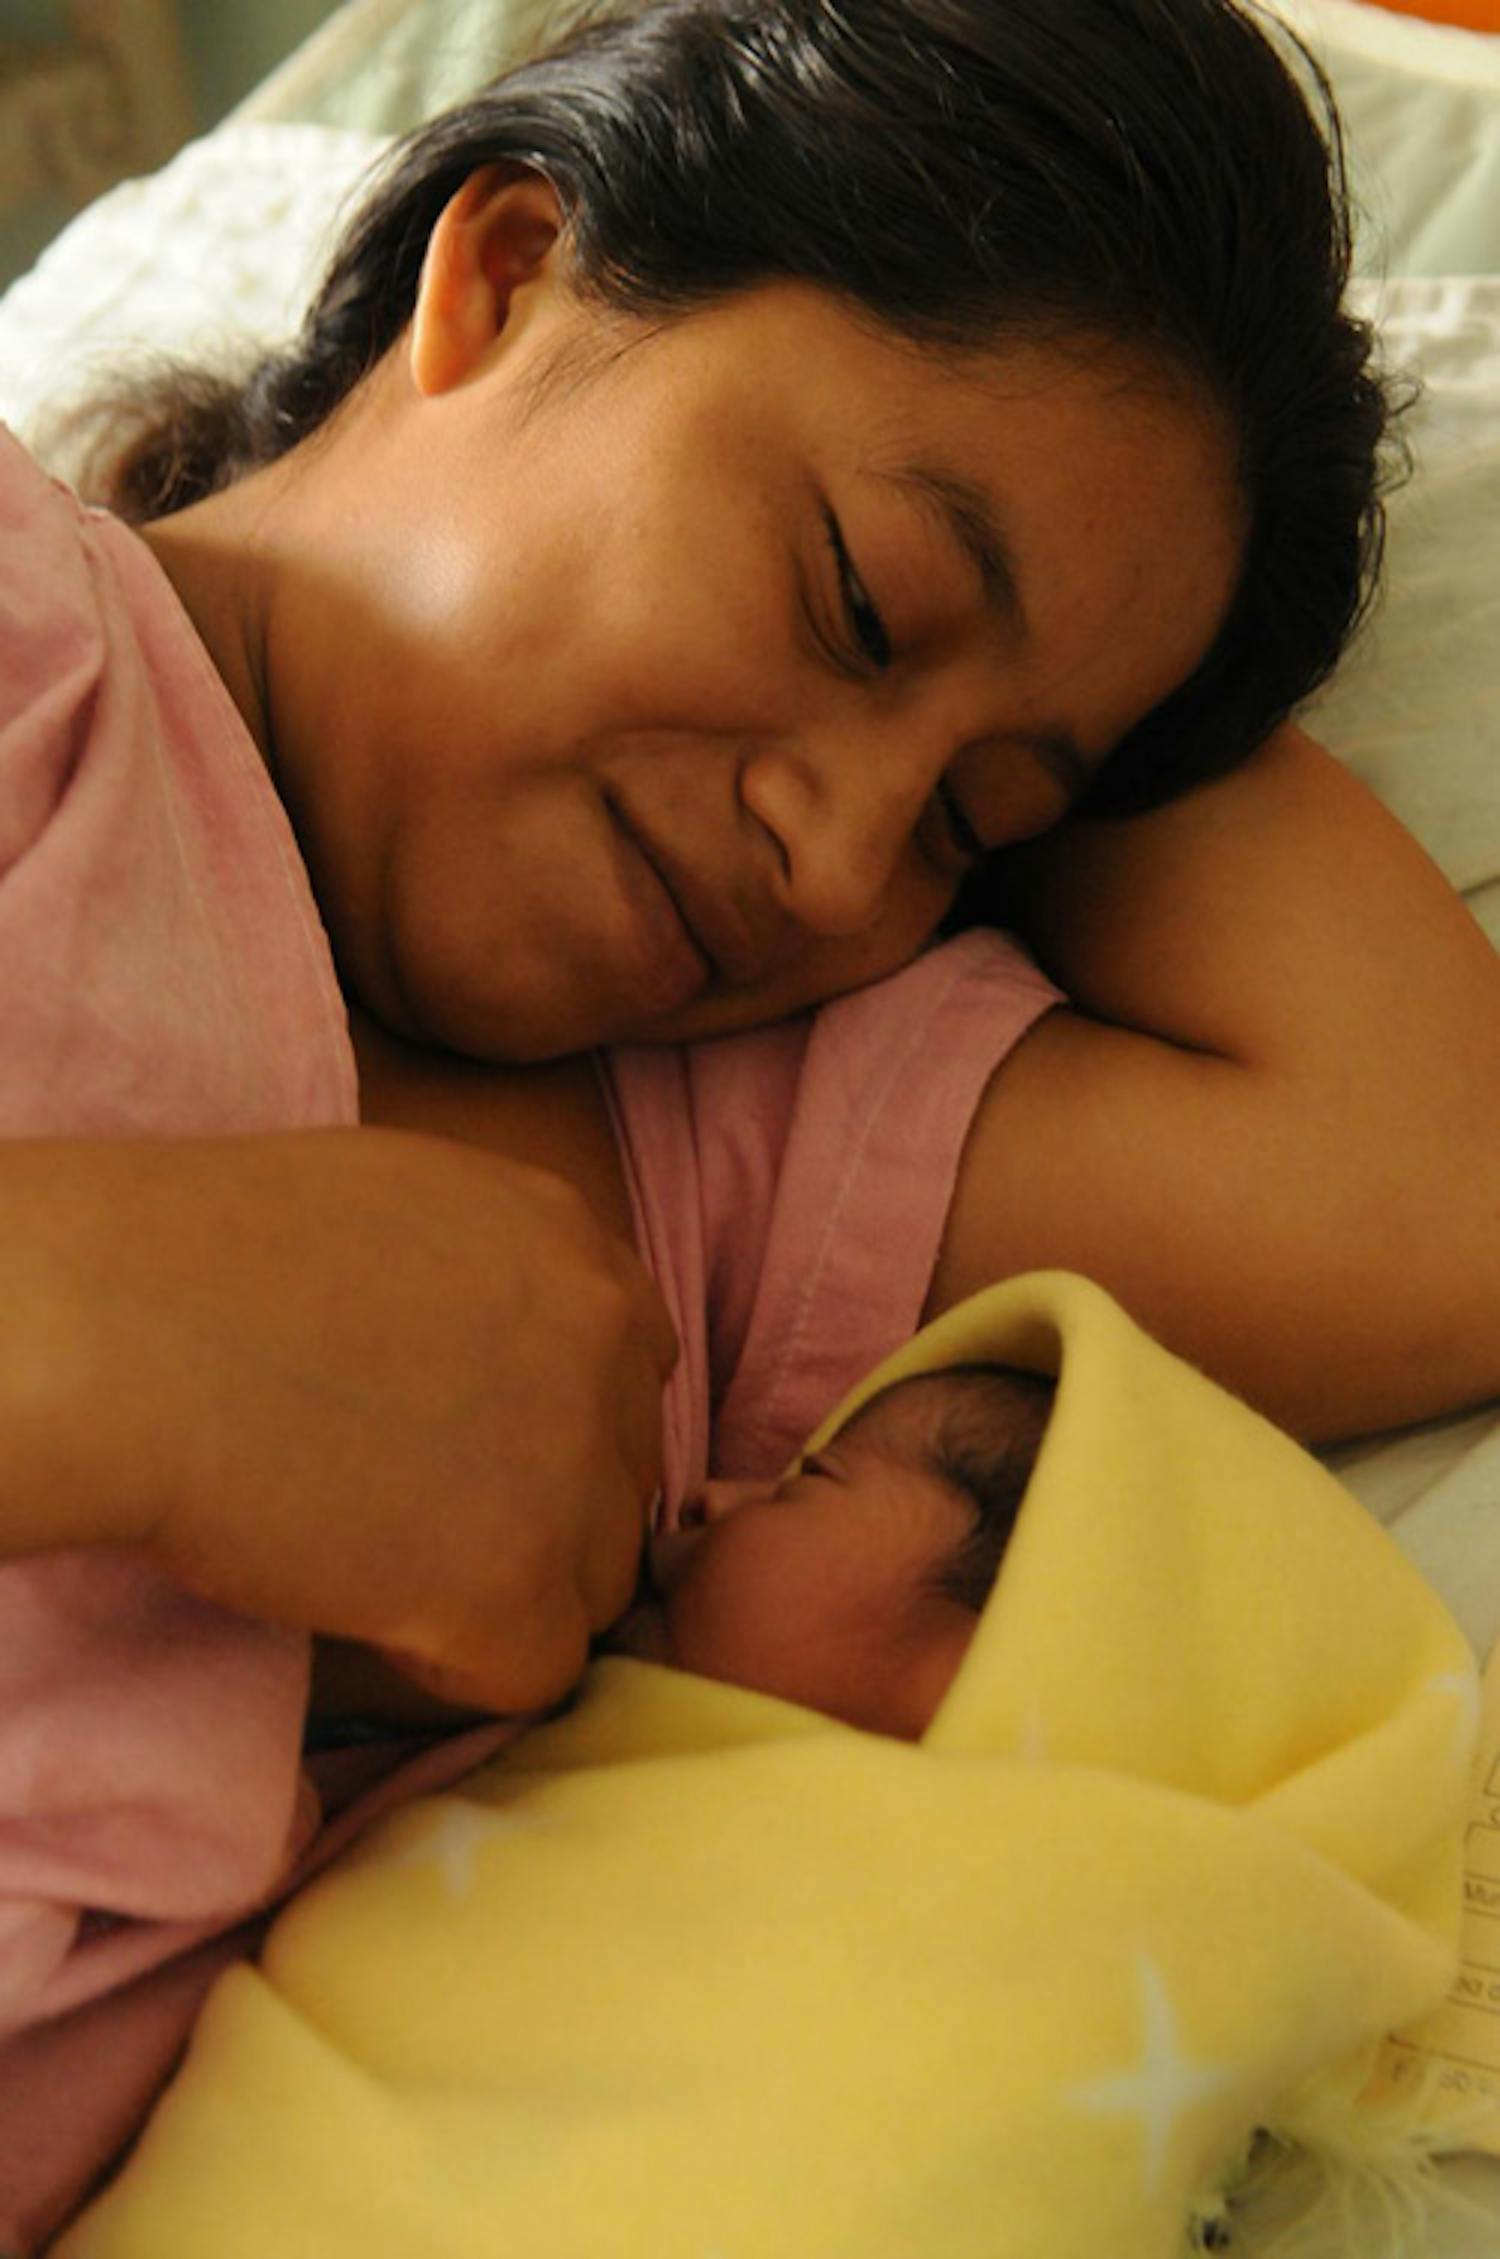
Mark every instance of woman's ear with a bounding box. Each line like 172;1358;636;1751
409;165;567;397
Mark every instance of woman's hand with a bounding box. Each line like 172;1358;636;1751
2;1128;676;1712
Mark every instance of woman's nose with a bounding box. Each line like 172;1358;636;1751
738;722;943;938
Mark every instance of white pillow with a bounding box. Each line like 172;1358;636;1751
1303;274;1500;938
232;0;576;137
0;123;383;452
1265;0;1500;275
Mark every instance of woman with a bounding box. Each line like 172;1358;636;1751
2;0;1496;1723
8;10;1500;2233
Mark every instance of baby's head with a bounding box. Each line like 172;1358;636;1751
605;1363;1054;1738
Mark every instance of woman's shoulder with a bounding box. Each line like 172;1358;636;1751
0;423;355;1137
0;426;112;846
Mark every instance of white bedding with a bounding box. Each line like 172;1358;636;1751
1;4;1498;2251
1269;0;1500;275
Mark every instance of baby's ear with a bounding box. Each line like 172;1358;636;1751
409;166;567;396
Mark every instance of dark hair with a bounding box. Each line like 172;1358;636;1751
91;0;1396;822
843;1362;1056;1616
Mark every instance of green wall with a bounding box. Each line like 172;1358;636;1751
179;0;346;128
0;0;346;288
0;1;346;127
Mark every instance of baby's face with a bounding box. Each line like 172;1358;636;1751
603;1387;979;1738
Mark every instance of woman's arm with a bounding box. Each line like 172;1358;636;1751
927;725;1500;1440
0;1129;674;1710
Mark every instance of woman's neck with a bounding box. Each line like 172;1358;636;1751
140;474;280;774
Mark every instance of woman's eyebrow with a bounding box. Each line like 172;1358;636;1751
882;462;1093;809
882;460;1028;637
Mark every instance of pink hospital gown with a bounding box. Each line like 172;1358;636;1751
0;422;1060;2243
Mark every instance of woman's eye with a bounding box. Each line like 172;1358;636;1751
824;511;891;673
936;777;987;867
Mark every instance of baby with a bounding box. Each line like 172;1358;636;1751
604;1361;1054;1740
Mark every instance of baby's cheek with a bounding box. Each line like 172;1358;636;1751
664;1575;780;1689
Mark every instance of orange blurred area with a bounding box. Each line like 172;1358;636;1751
1358;0;1500;29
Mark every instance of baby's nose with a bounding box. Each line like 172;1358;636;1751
678;1477;777;1528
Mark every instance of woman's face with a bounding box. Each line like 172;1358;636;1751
256;186;1244;1059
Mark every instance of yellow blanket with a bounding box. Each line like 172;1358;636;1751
63;1274;1477;2259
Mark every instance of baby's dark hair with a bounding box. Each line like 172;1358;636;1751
84;0;1399;824
841;1362;1056;1618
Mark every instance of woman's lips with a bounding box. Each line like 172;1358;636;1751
605;795;711;1014
606;794;785;991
